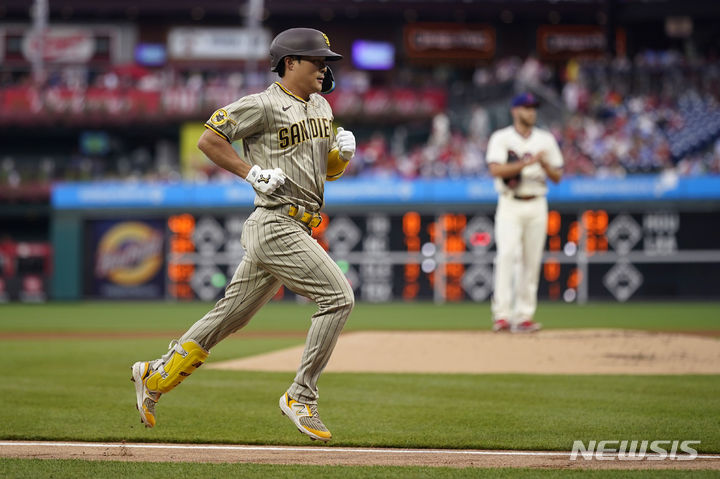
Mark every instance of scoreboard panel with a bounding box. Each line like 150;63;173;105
165;209;720;302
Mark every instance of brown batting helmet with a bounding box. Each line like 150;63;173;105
269;28;342;72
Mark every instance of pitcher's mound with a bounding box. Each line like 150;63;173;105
207;329;720;375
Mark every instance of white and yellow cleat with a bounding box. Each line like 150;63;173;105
130;340;208;428
131;361;160;428
279;392;332;442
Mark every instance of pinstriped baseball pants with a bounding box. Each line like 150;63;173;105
179;206;354;404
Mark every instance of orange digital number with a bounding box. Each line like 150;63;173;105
445;284;463;301
597;236;608;252
581;210;609;255
441;214;467;233
444;235;465;253
403;212;421;236
403;213;422;299
548;282;561;300
426;222;437;243
586;236;597;254
168;264;194;281
568;221;579;244
405;236;420;252
547;210;561;236
595;210;608;234
403;283;419;300
549;236;561;252
567;268;582;289
582;210;609;234
168;214;195;235
544;259;560;282
169;283;193;299
446;263;464;277
170;237;194;253
405;264;420;281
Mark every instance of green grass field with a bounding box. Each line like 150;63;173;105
1;301;718;477
3;458;719;479
1;300;718;332
2;458;720;479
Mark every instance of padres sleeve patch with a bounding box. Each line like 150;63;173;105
210;109;233;126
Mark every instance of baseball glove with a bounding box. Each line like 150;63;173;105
503;150;521;189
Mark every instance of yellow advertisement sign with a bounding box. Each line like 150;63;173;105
180;122;212;180
180;122;244;180
95;221;163;286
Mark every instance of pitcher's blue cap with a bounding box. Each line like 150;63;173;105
511;92;540;108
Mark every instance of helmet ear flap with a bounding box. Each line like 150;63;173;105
321;66;336;94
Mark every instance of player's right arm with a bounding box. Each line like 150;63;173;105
198;129;252;179
200;96;286;194
198;130;285;194
488;159;531;180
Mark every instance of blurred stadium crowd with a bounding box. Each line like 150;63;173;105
2;50;720;188
0;0;719;192
346;52;720;180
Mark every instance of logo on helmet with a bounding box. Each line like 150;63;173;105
322;33;330;47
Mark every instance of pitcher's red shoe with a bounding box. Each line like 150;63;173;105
492;319;511;332
512;320;542;333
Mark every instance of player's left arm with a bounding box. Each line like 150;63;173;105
326;127;356;181
538;134;564;184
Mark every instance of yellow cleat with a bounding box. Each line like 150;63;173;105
144;340;209;394
131;340;209;428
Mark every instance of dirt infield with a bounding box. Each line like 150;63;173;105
2;441;719;470
209;329;720;375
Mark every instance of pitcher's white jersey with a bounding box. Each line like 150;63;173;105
486;126;563;197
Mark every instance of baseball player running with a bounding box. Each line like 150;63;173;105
486;92;563;333
131;28;356;442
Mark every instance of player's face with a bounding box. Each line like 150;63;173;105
291;56;328;95
513;106;537;127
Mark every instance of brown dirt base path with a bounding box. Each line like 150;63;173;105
1;441;719;470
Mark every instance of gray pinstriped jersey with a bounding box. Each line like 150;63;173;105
205;82;336;213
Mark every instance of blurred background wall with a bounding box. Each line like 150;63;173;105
1;0;719;303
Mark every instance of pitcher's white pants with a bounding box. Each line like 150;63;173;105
492;195;547;322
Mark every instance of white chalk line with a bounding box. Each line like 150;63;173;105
1;442;718;460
